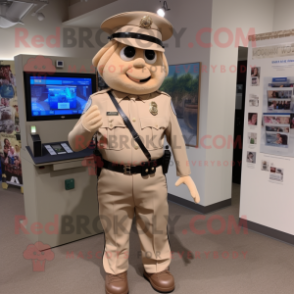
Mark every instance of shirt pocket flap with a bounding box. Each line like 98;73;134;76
103;116;125;129
140;118;168;130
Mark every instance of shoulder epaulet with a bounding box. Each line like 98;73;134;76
156;90;171;97
91;88;111;97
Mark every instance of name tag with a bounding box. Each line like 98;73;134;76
107;112;119;116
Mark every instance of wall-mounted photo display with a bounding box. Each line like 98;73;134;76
260;77;294;157
160;62;201;147
248;113;258;126
251;67;261;86
248;132;257;145
246;151;256;163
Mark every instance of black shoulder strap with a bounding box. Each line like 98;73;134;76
108;90;151;162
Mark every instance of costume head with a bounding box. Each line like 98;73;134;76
92;11;173;95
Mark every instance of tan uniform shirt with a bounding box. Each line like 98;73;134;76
68;88;191;177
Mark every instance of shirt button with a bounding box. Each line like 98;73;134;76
109;124;113;128
132;117;136;122
108;118;113;122
134;144;139;150
155;124;158;128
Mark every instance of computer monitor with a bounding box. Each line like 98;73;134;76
24;72;96;121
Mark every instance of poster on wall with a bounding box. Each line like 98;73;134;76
0;62;22;188
260;76;294;157
160;62;201;147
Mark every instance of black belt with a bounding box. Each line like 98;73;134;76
101;155;164;176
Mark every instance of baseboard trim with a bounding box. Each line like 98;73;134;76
239;218;294;246
168;194;231;214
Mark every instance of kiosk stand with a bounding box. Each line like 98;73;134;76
15;54;103;249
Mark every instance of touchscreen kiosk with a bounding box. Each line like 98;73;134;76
15;55;103;250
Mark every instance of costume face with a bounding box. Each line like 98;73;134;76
102;43;166;95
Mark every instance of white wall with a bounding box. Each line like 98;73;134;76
273;0;294;31
203;0;275;206
160;0;213;205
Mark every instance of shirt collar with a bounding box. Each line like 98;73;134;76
111;89;150;103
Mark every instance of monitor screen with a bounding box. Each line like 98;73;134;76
24;73;96;121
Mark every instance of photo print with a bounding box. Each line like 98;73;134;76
267;89;293;112
290;114;294;129
269;166;284;182
251;67;260;86
265;77;294;113
265;132;288;148
249;94;259;107
248;132;257;145
261;160;269;171
263;114;290;148
263;114;290;125
267;90;292;99
0;133;22;186
248;113;258;126
246;151;256;164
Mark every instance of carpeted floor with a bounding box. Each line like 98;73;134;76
1;184;294;294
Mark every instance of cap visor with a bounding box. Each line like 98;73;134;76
114;38;165;52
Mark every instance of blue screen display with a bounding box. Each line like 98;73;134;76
29;76;93;117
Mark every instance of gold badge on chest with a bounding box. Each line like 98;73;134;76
149;101;158;116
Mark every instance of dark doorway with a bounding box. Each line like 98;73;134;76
232;47;248;184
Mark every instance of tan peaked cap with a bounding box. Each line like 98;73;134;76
101;11;173;52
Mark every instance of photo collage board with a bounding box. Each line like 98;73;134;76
261;77;294;158
0;61;23;188
240;37;294;238
242;40;294;185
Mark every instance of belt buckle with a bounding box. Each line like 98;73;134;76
123;165;132;175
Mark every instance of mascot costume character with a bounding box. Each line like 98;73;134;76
68;11;200;294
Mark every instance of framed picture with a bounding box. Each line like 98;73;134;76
160;62;201;147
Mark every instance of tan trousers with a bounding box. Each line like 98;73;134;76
97;166;171;275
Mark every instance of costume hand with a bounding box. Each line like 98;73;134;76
81;105;103;133
175;176;200;204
